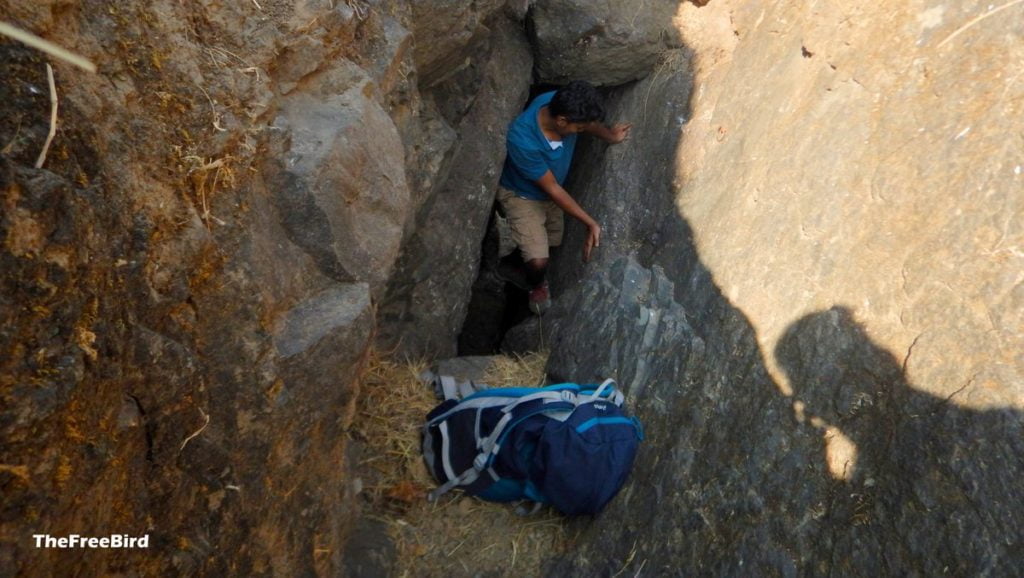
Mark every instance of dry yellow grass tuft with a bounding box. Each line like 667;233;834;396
482;350;548;387
354;351;436;506
354;349;573;577
180;154;235;228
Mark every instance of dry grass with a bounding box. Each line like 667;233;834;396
176;151;235;228
482;350;549;387
354;349;572;577
34;64;57;169
353;351;436;506
0;21;97;72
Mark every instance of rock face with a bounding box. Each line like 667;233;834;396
538;0;1024;575
264;65;409;295
529;0;681;85
409;0;508;86
3;0;1022;575
377;13;532;358
273;283;371;360
0;0;530;575
0;153;373;577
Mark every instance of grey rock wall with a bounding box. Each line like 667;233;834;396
539;0;1024;575
263;64;410;296
529;0;682;85
410;0;508;86
377;13;533;358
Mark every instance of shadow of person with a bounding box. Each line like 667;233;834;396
776;306;1024;576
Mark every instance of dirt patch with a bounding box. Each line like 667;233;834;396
352;350;581;577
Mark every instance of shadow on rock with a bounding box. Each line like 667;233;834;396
777;306;1024;576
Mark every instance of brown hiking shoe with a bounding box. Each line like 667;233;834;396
528;281;551;315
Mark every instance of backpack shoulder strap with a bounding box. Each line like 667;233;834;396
439;375;459;400
429;373;487;401
458;379;482;399
584;378;624;406
427;398;575;503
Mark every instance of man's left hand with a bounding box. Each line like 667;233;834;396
607;123;632;144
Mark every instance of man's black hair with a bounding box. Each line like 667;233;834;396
549;80;606;124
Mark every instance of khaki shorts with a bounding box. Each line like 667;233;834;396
497;186;564;261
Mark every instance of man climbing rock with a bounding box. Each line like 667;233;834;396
497;80;631;314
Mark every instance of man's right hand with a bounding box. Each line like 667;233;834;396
534;172;602;262
583;223;601;262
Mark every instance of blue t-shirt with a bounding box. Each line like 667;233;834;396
499;91;578;201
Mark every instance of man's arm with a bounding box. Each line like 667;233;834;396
535;170;601;262
583;121;632;144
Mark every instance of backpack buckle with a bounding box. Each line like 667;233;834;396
473;453;488;471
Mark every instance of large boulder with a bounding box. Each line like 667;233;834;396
529;0;681;85
409;0;510;86
262;63;410;296
377;14;533;358
540;0;1024;574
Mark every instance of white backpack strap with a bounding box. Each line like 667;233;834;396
438;421;457;481
439;375;460;400
429;374;487;401
428;466;481;502
588;378;623;405
515;501;544;516
501;390;574;413
458;379;481;399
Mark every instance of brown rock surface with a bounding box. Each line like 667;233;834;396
674;0;1022;410
0;0;528;575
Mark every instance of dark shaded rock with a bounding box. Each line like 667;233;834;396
459;278;512;354
775;307;1024;576
529;0;682;86
378;14;533;358
542;222;833;576
504;0;531;20
545;257;695;395
341;517;396;578
459;211;534;355
500;315;544;356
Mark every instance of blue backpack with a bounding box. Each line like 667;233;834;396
422;376;643;516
